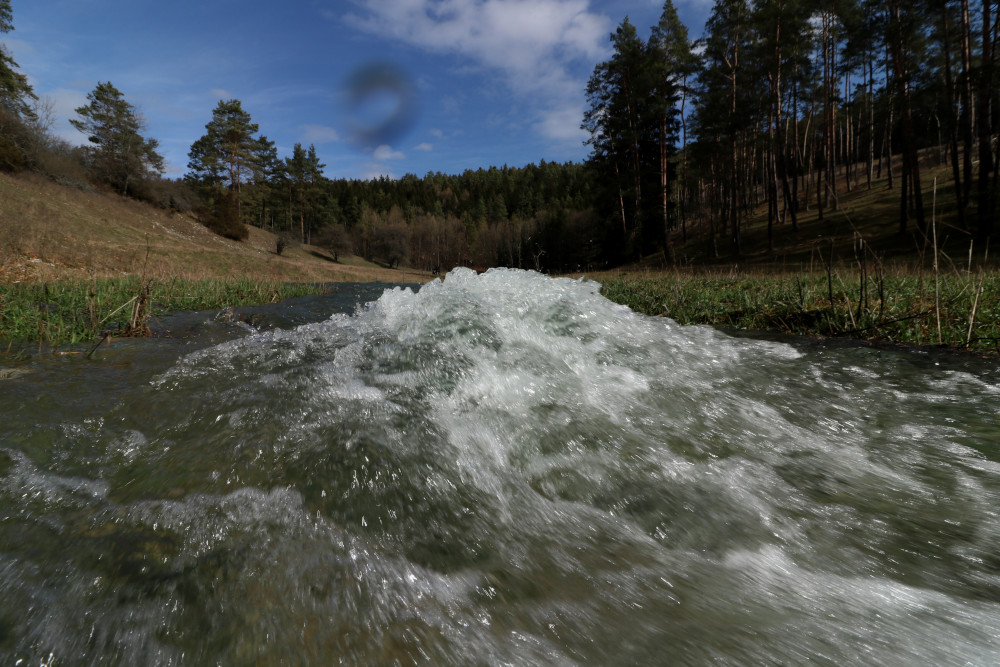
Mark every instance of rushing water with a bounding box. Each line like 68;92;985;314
2;268;1000;666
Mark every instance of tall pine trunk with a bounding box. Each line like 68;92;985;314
941;6;968;230
960;0;976;209
976;0;996;240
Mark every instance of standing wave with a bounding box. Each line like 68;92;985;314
2;268;999;665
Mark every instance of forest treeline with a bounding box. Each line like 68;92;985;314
2;0;998;273
585;0;999;262
180;98;599;272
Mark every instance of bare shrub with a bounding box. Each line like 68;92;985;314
372;223;410;269
0;106;36;172
32;141;91;190
275;231;298;255
0;133;27;172
314;224;352;261
133;178;199;211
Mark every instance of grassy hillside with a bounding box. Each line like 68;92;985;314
570;155;1000;356
2;160;998;355
0;171;432;285
3;153;993;285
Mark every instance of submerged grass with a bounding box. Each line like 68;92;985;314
600;269;1000;356
0;277;328;351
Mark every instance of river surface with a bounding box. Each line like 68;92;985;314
2;268;1000;665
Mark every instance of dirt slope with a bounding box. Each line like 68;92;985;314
0;172;431;285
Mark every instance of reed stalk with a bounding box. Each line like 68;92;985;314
932;178;942;344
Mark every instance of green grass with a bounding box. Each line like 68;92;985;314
0;277;328;350
600;269;1000;355
5;264;999;358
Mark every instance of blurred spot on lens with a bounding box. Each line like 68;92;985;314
343;62;419;149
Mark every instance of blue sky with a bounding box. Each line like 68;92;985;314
5;0;711;180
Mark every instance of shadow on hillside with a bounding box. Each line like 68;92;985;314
309;249;338;263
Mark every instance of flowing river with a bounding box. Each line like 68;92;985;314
2;268;999;665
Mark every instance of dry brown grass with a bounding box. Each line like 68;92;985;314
0;172;433;285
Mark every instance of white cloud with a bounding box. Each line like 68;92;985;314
39;88;90;145
347;0;610;84
414;142;433;151
373;144;406;160
209;88;232;100
44;87;88;120
535;103;588;142
679;0;716;16
3;38;35;57
300;124;341;144
344;0;612;140
361;165;399;180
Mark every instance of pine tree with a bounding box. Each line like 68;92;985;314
184;99;266;239
186;99;261;194
71;81;164;195
750;0;810;247
650;0;695;253
0;0;34;120
285;143;327;243
0;0;37;171
583;18;667;259
885;0;927;234
974;0;996;240
244;134;280;231
694;0;754;255
186;99;263;238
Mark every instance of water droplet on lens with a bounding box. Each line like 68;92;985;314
342;62;419;148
